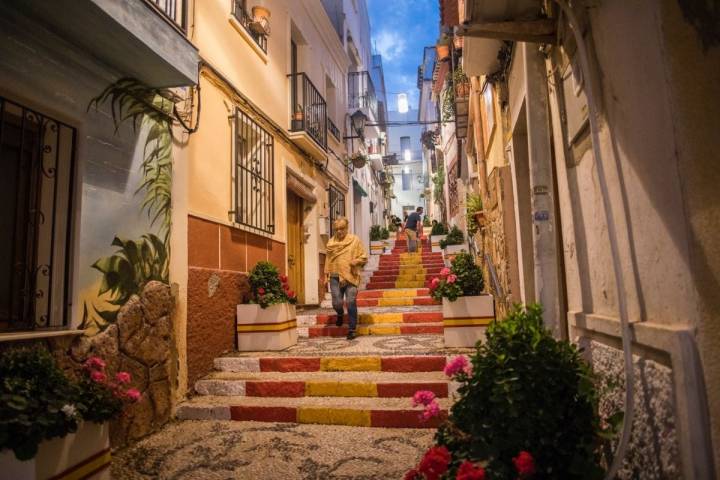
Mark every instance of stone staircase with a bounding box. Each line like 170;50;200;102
177;233;469;429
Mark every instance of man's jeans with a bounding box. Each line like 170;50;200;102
406;228;418;253
329;277;358;333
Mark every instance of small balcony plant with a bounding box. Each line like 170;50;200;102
465;192;484;236
436;34;451;61
237;261;298;351
429;252;493;347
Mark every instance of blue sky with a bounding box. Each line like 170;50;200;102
367;0;438;112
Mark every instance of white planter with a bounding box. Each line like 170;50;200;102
431;234;446;253
442;295;495;347
236;303;297;351
382;239;395;254
0;421;110;480
370;240;385;255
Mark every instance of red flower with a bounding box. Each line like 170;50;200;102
90;370;107;383
404;468;420;480
258;287;265;295
456;461;486;480
287;290;296;298
418;446;451;480
115;371;132;384
85;356;106;371
279;274;288;283
513;451;536;477
125;388;142;402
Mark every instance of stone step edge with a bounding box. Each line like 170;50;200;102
176;404;447;429
214;355;449;373
302;324;443;338
194;379;449;398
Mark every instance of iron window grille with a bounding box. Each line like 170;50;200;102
234;109;275;235
327;117;341;142
0;96;76;332
146;0;187;32
328;185;345;236
232;0;268;53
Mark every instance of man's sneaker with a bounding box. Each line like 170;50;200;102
346;331;356;341
335;315;343;327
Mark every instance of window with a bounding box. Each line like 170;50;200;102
0;96;76;332
232;0;268;53
328;185;345;236
400;136;411;162
402;171;411;191
234;109;275;234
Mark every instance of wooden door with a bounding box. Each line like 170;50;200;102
286;192;305;303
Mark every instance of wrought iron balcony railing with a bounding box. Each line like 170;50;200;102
146;0;187;33
289;73;327;151
232;0;268;53
348;71;378;120
328;118;341;142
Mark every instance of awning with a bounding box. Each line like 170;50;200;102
353;178;368;197
287;171;317;203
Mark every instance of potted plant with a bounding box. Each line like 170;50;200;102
428;252;493;347
439;225;465;261
420;129;438;151
430;221;448;253
237;261;298;351
0;348;139;479
380;226;393;254
453;66;470;98
406;304;615;479
369;225;384;254
291;104;304;130
350;151;368;169
436;34;451;62
465;192;484;237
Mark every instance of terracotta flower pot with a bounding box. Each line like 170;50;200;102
436;44;450;61
252;6;271;20
473;211;486;226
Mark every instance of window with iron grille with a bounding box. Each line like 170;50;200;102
328;185;345;236
234;109;275;235
232;0;268;53
0;96;76;332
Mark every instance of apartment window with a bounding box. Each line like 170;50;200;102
402;171;412;191
328;185;345;236
0;96;76;332
232;0;268;53
234;109;275;234
400;136;411;162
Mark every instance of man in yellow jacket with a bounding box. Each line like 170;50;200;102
324;217;368;340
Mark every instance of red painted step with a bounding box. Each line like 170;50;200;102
356;297;440;306
313;312;442;325
307;324;443;337
357;288;431;298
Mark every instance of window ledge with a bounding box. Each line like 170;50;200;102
0;329;85;343
228;15;268;64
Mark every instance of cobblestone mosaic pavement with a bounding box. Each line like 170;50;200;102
111;420;433;479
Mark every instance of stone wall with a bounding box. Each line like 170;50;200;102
582;340;680;478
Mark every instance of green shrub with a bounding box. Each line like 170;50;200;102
369;225;383;241
423;216;432;227
380;227;390;240
439;225;464;249
431;222;448;236
438;304;608;479
388;223;398;232
466;193;483;237
248;261;297;308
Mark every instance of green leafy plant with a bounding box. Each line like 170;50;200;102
421;129;439;150
76;357;140;424
431;222;448;236
439;225;464;249
432;164;446;215
436;304;610;479
380;227;390;240
423;215;432;227
429;252;483;302
0;349;80;460
248;261;297;308
442;86;455;122
369;225;383;241
466;192;484;237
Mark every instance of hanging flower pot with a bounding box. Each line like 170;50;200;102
473;211;486;227
436;34;451;62
350;152;367;169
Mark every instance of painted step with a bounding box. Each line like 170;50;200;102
214;354;449;373
357;296;439;306
358;288;430;298
365;282;432;290
195;371;449;398
300;312;442;326
176;396;449;428
303;322;443;338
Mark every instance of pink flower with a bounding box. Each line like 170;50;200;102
513;451;536;477
440;267;451;277
115;371;132;384
456;461;486;480
257;287;265;295
430;277;441;288
85;356;106;371
444;356;472;377
90;370;107;383
420;401;441;422
412;390;437;407
125;388;142;402
447;274;457;284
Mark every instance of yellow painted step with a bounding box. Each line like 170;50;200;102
305;381;378;397
358;313;403;324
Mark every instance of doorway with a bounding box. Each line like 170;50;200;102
286;191;305;303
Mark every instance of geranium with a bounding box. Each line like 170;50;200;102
412;390;436;407
513;451;535;477
421;400;441;421
456;461;486;480
85;356;106;371
90;370;107;383
404;468;420;480
444;356;472;378
447;274;457;284
279;274;288;283
257;287;265;295
418;446;451;480
440;267;451;277
125;388;142;402
430;277;441;288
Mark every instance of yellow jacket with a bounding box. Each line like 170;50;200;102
325;233;367;286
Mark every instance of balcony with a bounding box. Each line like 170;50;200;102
348;71;378;120
6;0;198;87
288;73;327;159
231;0;268;53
